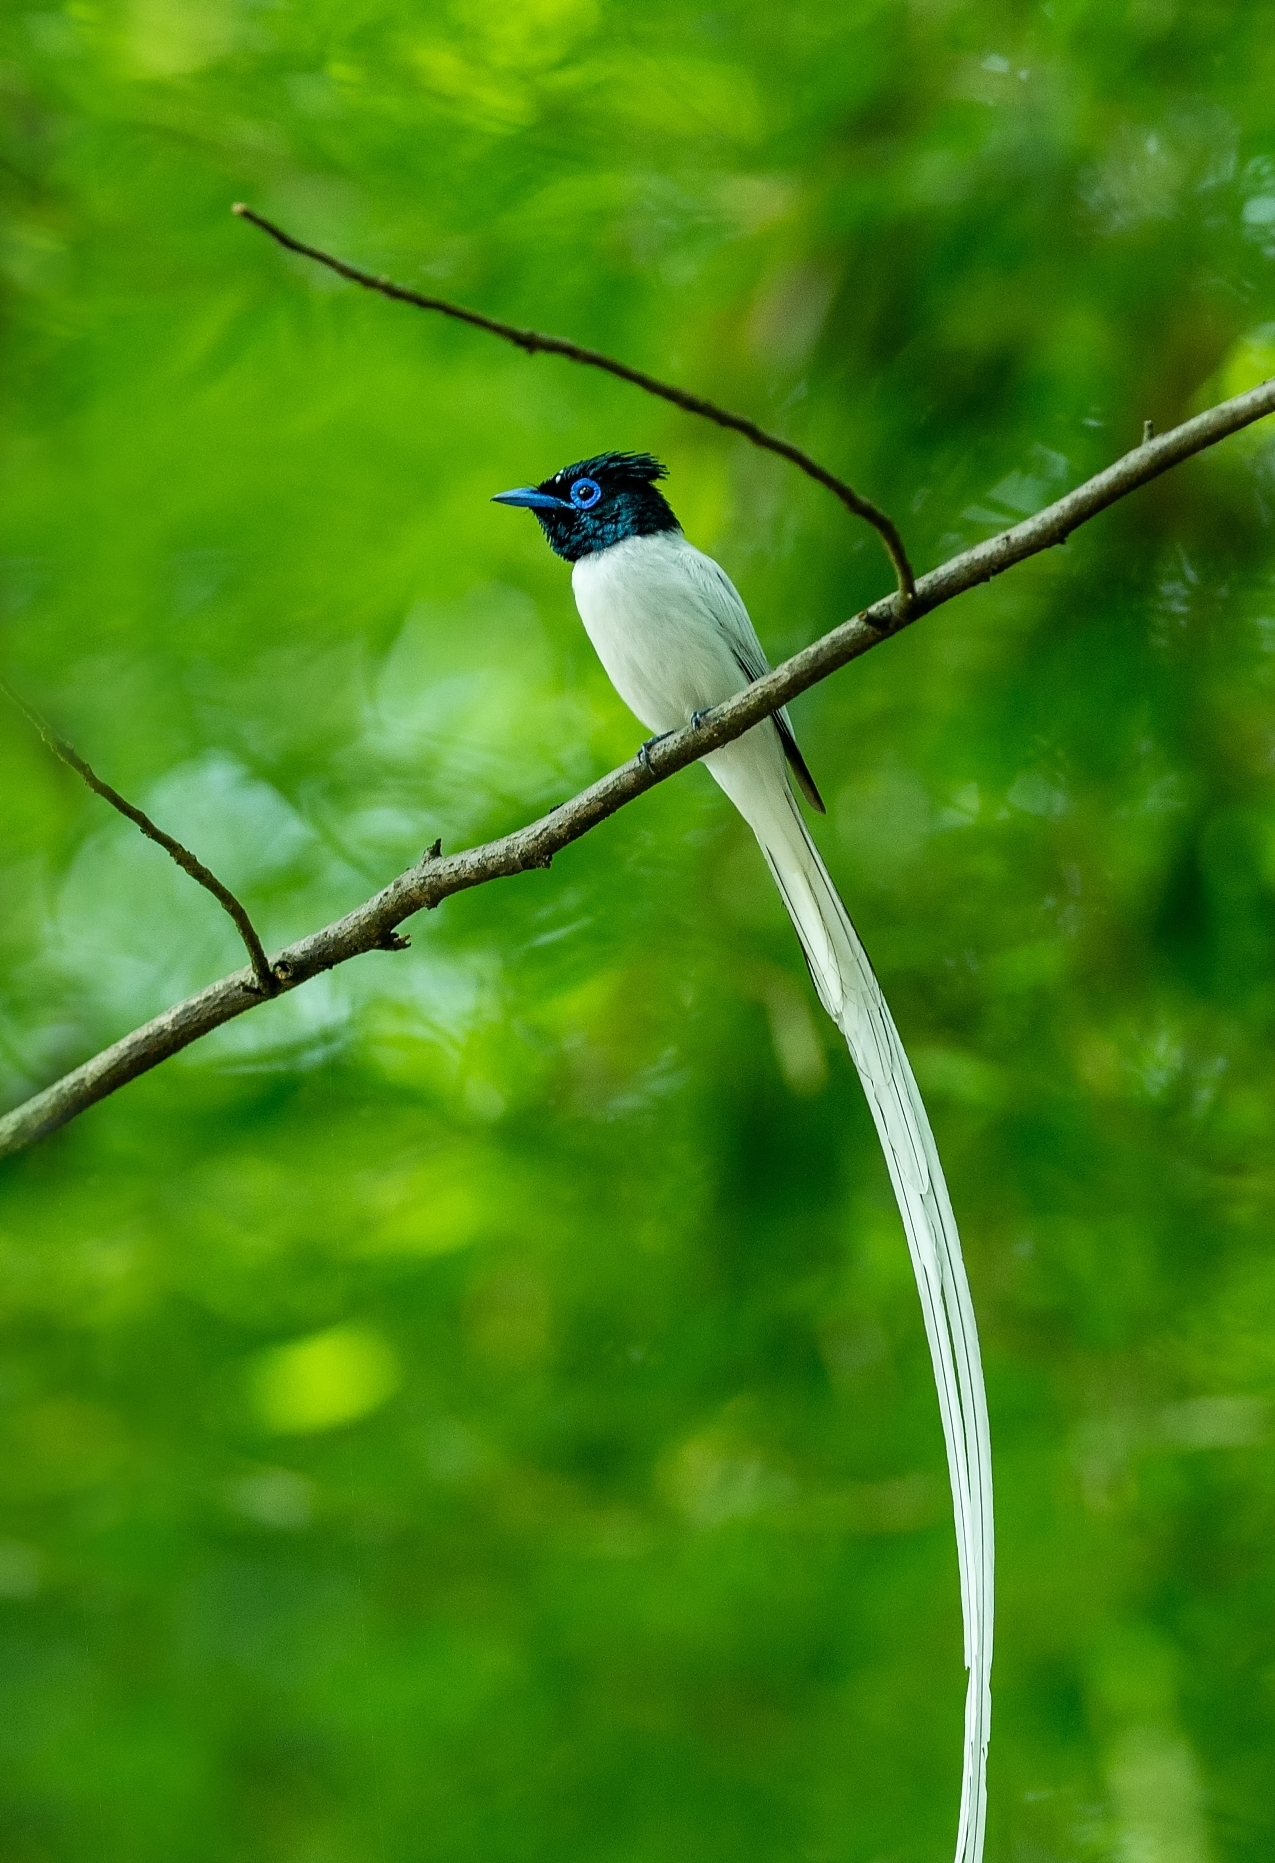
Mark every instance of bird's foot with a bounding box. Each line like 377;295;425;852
690;709;711;731
638;732;671;771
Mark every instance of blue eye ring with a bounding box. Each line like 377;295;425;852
570;476;602;510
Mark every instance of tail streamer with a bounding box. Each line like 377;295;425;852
708;742;993;1863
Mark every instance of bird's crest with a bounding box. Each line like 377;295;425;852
548;451;669;490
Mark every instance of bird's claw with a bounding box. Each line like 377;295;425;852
690;709;710;731
638;733;669;771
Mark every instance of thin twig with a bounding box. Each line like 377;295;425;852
0;681;278;996
230;203;916;604
3;371;1271;1161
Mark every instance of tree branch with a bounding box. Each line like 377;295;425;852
2;371;1270;1162
230;203;917;604
0;680;279;996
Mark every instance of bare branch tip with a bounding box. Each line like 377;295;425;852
4;675;280;997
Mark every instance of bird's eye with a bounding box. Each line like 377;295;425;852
570;477;602;510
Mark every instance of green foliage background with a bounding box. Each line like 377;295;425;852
3;2;1275;1857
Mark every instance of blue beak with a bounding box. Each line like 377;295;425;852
491;487;569;510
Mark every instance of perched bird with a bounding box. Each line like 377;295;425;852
494;451;992;1863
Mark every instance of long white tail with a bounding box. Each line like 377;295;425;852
708;738;993;1863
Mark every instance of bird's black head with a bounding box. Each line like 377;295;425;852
492;452;680;562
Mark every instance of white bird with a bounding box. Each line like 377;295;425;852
494;452;993;1863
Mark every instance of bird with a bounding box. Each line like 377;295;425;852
493;451;993;1863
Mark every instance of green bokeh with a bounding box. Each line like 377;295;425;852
3;3;1275;1858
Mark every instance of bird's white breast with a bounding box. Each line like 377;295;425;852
571;532;754;737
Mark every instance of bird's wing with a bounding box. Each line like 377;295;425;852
684;548;826;813
683;546;772;676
